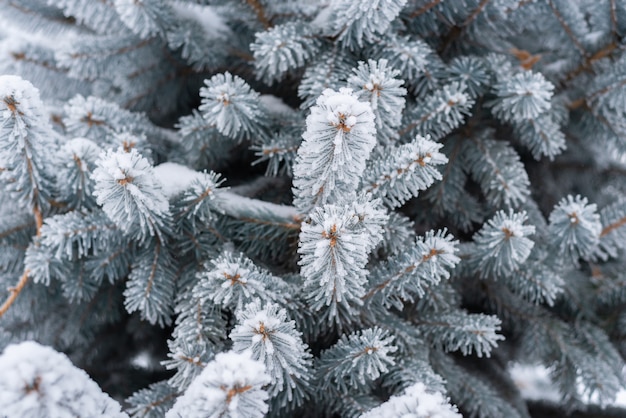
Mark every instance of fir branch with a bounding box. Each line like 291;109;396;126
462;0;492;27
219;191;300;222
65;37;155;66
128;386;180;418
245;0;271;29
409;0;442;19
564;42;618;82
601;216;626;237
0;220;35;241
9;50;66;73
545;0;588;57
0;74;51;317
587;77;626;104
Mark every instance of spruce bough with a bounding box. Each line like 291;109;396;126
0;1;626;417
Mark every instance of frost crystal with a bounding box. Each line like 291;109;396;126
299;204;371;314
348;59;407;142
548;195;602;261
327;0;408;49
230;300;311;400
318;327;397;393
0;75;45;125
92;148;170;241
491;71;554;122
194;251;275;312
57;137;102;209
251;22;319;84
365;135;448;208
199;72;264;140
418;229;461;279
472;210;536;278
0;74;56;209
293;88;376;209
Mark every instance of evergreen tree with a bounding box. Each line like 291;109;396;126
0;1;626;417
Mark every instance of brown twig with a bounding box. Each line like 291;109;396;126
462;0;491;27
409;0;442;19
245;0;271;29
33;204;43;236
546;0;588;57
601;216;626;238
0;270;31;318
0;203;44;318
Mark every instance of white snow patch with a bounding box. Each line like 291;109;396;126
0;75;45;118
165;351;269;418
360;382;460;418
511;363;626;408
131;351;152;370
170;2;231;39
616;388;626;407
154;162;300;219
259;95;295;116
220;189;300;220
153;162;201;199
0;341;127;418
509;363;561;403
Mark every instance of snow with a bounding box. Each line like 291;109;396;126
0;16;79;51
259;95;294;116
294;87;376;208
222;188;300;219
153;162;201;199
360;382;460;418
166;351;269;418
419;230;460;272
0;75;45;121
153;162;300;219
61;137;102;171
318;88;372;133
509;363;561;403
510;363;626;408
0;341;127;418
616;388;626;407
170;2;231;40
93;148;169;216
232;301;290;356
131;351;153;370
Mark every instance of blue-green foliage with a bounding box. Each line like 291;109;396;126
199;72;267;141
0;1;626;418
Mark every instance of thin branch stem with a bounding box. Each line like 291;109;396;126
0;270;30;318
546;0;588;57
33;204;43;236
0;204;43;319
462;0;491;27
409;0;442;19
601;216;626;238
246;0;271;29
